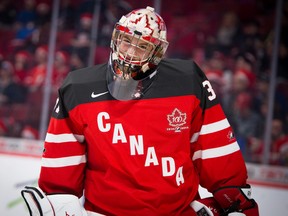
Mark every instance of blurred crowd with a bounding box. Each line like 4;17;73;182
0;0;288;166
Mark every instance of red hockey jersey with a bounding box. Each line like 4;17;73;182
38;59;248;216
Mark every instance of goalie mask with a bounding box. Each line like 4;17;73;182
107;6;169;100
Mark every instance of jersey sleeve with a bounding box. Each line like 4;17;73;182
190;62;247;193
38;88;87;198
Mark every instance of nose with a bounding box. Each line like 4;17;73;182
126;45;136;56
124;46;138;62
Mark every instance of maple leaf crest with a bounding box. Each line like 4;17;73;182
167;108;187;127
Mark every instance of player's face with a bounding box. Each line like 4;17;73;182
118;34;154;65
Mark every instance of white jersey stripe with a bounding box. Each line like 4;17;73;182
190;132;200;143
41;155;87;167
200;118;230;135
45;133;85;143
192;141;240;160
190;118;230;143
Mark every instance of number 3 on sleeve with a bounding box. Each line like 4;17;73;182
202;80;216;101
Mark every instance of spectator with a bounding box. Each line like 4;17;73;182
270;118;288;166
0;61;27;104
71;13;92;50
35;2;51;27
71;31;91;49
237;19;261;56
235;53;256;75
12;20;37;47
69;51;87;71
230;92;264;158
77;12;93;33
222;68;252;118
246;136;263;163
0;119;8;136
253;75;287;125
30;2;52;47
253;74;269;114
21;124;39;140
216;11;241;56
13;50;32;85
14;0;37;27
68;12;94;67
52;50;70;90
58;0;77;30
24;45;48;92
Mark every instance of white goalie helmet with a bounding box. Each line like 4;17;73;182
107;6;169;100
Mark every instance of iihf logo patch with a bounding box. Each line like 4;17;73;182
227;130;235;140
167;108;189;132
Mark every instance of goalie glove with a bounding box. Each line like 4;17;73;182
213;184;259;216
21;186;87;216
191;185;259;216
190;197;245;216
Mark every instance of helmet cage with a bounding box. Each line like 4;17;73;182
111;23;168;79
113;25;156;67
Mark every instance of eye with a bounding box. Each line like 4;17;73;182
139;44;148;49
122;37;131;43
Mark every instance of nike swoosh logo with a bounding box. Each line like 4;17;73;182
91;91;109;98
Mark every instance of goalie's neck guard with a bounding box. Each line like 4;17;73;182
107;54;157;100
